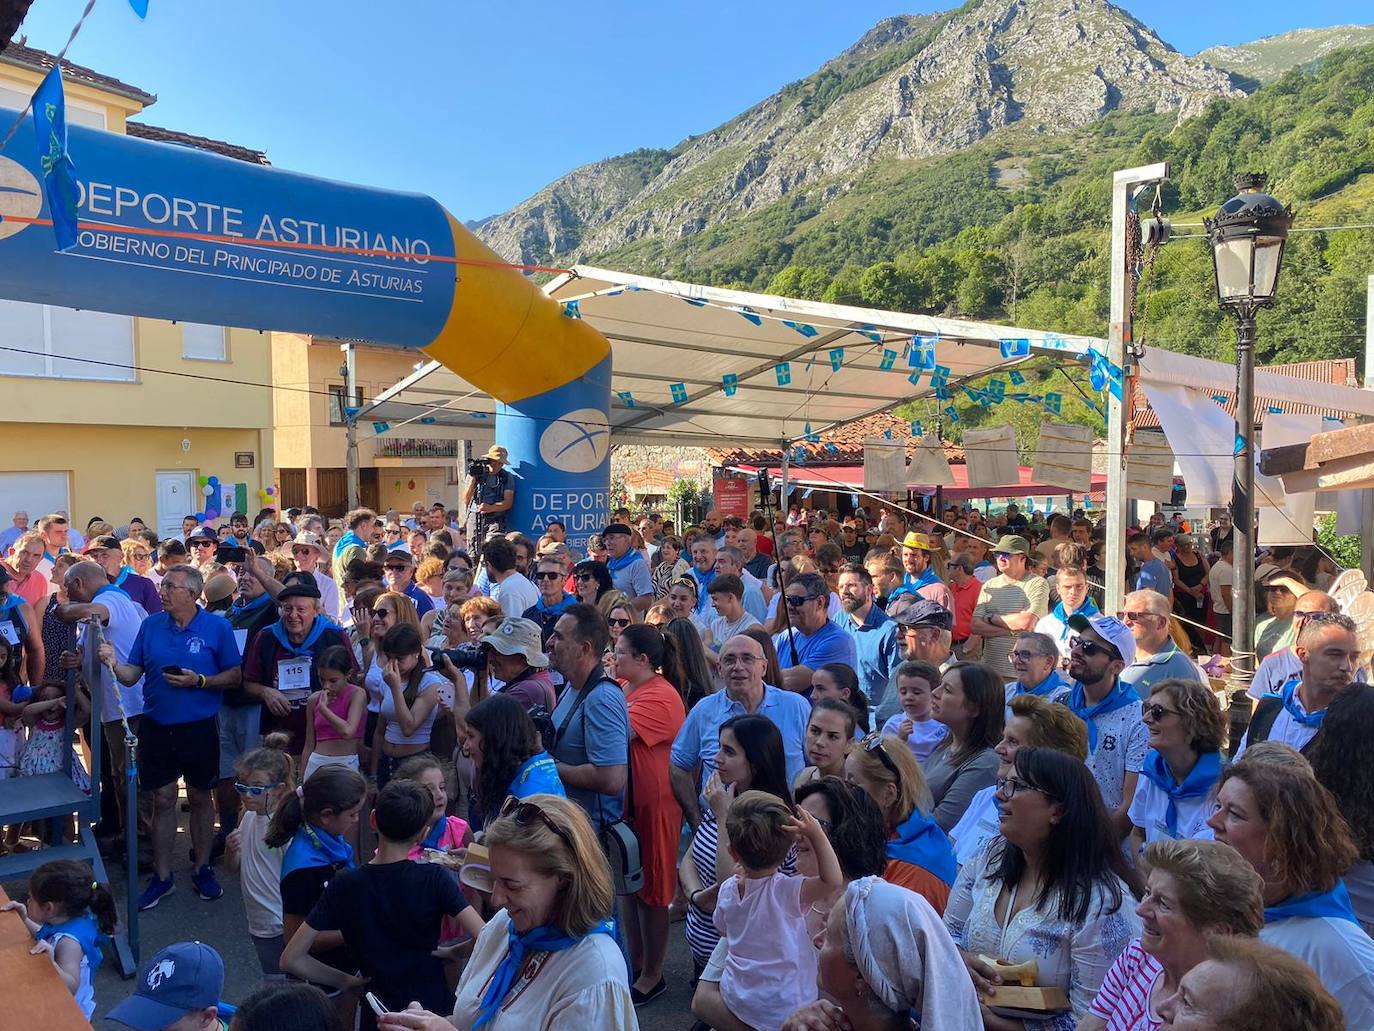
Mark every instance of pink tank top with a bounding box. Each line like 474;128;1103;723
314;685;363;741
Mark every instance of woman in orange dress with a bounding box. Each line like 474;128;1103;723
612;623;688;1006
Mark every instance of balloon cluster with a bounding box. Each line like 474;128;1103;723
194;474;222;523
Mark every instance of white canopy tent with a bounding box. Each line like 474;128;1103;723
358;264;1374;498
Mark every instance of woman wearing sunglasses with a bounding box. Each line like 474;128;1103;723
379;795;634;1031
599;593;639;679
1128;677;1225;853
571;560;613;607
944;747;1142;1031
844;732;957;914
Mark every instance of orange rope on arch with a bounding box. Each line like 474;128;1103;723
0;214;574;276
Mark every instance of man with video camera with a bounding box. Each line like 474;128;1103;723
463;444;514;543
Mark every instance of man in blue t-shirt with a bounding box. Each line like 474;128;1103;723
602;523;652;610
547;604;629;830
102;563;242;913
773;571;857;691
383;548;434;615
1128;530;1172;601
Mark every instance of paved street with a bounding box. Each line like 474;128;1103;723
7;808;699;1031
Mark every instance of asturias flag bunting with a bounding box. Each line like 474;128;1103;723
30;68;80;252
128;0;150;16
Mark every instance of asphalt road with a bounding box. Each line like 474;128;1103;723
7;814;701;1031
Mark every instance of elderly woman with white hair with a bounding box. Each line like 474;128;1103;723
781;876;981;1031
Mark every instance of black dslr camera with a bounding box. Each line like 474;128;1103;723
468;459;488;478
429;641;488;672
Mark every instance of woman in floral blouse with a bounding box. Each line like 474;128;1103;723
943;747;1142;1031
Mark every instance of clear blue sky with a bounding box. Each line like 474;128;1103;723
13;0;1371;220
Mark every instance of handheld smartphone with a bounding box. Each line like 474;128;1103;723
365;992;388;1017
216;544;248;565
161;666;184;677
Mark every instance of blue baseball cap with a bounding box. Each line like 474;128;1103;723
108;941;225;1030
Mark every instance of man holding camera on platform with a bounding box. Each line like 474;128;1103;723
463;444;514;543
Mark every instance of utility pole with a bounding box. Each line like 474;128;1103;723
344;342;360;511
1105;163;1169;614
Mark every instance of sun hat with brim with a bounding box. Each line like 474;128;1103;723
992;535;1030;556
202;574;236;605
108;941;226;1031
1260;571;1308;597
900;531;939;551
481;617;549;666
290;531;324;554
482;445;509;462
1066;612;1137;666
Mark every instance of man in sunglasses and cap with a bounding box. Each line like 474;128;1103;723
970;534;1050;680
1064;612;1145;839
463;443;514;542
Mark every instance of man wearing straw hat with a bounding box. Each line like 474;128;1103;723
289;530;338;621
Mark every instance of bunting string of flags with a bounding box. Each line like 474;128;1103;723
1087;347;1124;401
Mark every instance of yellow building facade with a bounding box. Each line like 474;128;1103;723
270;333;488;518
0;48;274;537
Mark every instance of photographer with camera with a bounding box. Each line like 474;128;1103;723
462;444;514;543
432;616;557;722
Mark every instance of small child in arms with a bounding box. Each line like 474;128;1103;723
703;790;843;1031
881;660;947;762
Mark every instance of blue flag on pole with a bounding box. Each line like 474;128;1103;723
30;68;80;252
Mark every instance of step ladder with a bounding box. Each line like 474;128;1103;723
0;618;136;976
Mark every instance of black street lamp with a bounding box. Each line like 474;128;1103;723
1205;172;1291;708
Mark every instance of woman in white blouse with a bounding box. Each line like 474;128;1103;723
1128;677;1225;853
378;794;635;1031
944;748;1142;1031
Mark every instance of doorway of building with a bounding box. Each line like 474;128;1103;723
155;471;195;538
315;468;379;519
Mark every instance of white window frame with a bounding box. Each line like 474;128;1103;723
181;323;228;362
0;301;135;383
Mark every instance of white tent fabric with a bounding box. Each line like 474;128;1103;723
1140;383;1236;508
1138;349;1374;418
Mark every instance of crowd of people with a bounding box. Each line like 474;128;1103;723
0;496;1369;1030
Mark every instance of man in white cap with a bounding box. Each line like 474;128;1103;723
289;530;338;620
1064;612;1146;839
463;443;514;541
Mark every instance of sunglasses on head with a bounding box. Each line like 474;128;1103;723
861;732;901;780
499;797;573;850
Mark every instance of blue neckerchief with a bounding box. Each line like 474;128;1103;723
281;821;355;879
37;912;104;973
474;918;615;1029
1278;677;1325;728
1;594;24;615
43;547;69;563
422;816;448;851
903;567;940;591
692;569;715;613
233;592;274;616
268;615;329;658
94;583;128;603
1051;596;1099;625
333;530;365;560
1013;668;1066;699
534;593;575;614
606;549;644;574
886;808;957;887
1068;678;1138;752
1139;749;1221;836
1265;882;1360;926
114;567;132;589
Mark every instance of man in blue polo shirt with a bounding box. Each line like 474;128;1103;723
834;563;899;722
773;571;857;691
669;633;811;831
102;563;241;912
383;548;434;616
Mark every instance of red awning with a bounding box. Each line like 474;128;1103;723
728;463;1106;501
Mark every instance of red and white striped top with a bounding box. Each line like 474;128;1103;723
1088;938;1164;1031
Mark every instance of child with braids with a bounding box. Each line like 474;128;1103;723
224;731;295;977
2;859;117;1018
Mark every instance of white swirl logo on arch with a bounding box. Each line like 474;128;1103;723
539;407;611;474
0;156;42;242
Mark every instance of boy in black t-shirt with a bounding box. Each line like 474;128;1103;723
280;780;485;1028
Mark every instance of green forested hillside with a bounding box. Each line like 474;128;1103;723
593;46;1374;447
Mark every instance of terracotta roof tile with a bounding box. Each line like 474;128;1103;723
126;121;269;165
0;42;154;104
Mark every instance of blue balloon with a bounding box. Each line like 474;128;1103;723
195;511;206;521
208;476;220;487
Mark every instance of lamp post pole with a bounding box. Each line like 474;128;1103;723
1231;310;1258;703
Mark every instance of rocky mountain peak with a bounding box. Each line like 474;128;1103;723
475;0;1242;269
